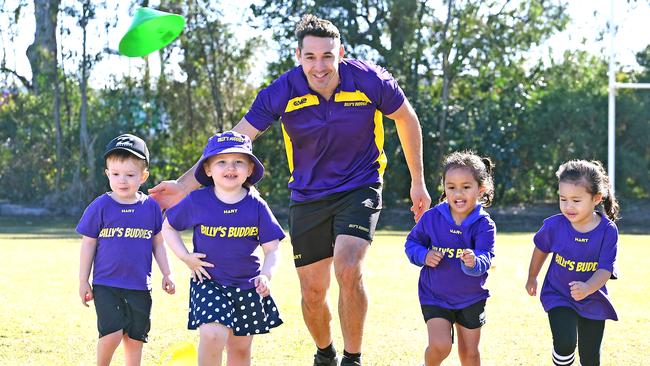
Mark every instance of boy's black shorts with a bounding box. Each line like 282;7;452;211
93;284;152;342
421;299;487;329
288;184;382;267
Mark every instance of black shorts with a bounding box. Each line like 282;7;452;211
421;299;487;329
288;184;382;267
93;284;152;342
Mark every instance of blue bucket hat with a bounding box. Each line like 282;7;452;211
194;131;265;186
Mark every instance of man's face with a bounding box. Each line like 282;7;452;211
296;35;344;97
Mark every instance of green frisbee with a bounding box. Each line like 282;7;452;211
119;7;185;57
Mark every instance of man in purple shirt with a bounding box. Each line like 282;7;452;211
150;14;431;366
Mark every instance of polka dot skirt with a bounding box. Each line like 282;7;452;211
187;279;283;336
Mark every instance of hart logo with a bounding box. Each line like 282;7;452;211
450;229;462;235
574;238;589;243
293;97;308;107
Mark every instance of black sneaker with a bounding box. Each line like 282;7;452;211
340;356;361;366
313;353;338;366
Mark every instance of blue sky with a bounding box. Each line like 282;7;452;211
2;0;650;88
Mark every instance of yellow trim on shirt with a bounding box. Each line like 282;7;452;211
334;90;371;103
284;94;319;113
281;123;294;183
373;110;387;177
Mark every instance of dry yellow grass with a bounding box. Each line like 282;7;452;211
0;224;646;365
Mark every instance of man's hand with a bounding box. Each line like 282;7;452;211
410;182;431;222
149;180;189;209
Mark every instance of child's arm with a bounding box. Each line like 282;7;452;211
404;214;443;267
161;218;214;282
79;235;97;307
254;239;280;297
568;269;612;301
152;232;175;294
525;247;549;296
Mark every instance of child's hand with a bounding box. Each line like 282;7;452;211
79;282;93;307
181;253;214;283
525;277;538;296
162;274;176;295
569;281;590;301
425;250;443;267
460;249;476;268
254;275;271;297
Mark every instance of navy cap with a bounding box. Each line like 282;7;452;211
104;134;150;165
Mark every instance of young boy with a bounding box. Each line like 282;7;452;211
77;133;175;366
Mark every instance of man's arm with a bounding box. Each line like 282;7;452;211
232;117;261;141
386;99;431;222
149;117;262;209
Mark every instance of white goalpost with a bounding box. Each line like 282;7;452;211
608;0;650;193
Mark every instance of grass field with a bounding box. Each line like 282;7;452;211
0;219;647;365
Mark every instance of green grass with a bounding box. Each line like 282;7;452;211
0;224;647;365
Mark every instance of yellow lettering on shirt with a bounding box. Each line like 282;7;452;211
430;245;458;259
554;253;598;272
450;229;462;235
574;237;589;243
99;227;149;239
227;226;259;238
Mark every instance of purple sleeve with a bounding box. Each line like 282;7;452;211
599;223;618;278
376;74;406;115
404;213;431;267
533;221;553;253
244;84;282;132
151;198;163;235
165;195;195;231
461;219;496;276
257;200;286;244
76;196;102;238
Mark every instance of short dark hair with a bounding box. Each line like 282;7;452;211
295;14;340;49
105;149;148;170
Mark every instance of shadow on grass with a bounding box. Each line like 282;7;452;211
0;216;78;239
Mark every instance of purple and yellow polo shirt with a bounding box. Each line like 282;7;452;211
245;59;406;202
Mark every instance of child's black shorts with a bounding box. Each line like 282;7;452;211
288;183;382;267
93;284;152;342
421;299;487;329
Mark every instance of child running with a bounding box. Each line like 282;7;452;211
77;133;176;366
405;150;496;366
162;131;285;366
525;160;619;366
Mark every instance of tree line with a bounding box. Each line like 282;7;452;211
1;0;648;215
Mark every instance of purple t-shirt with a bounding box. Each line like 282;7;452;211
245;59;406;202
404;202;496;309
76;192;162;291
165;188;286;289
534;213;618;320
